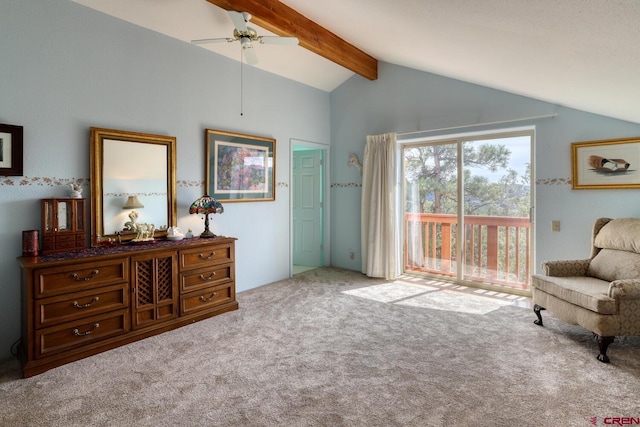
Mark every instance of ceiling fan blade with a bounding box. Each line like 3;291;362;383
259;36;299;46
191;37;234;45
228;11;248;32
243;46;259;65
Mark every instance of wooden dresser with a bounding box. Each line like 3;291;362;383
18;237;237;378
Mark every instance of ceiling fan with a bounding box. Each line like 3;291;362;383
191;11;299;65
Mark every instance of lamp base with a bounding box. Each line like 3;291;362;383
200;229;216;238
199;213;217;238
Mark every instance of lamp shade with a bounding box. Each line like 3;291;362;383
123;195;144;209
189;195;224;215
189;195;223;238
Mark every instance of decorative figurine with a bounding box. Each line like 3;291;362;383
348;153;363;176
69;183;83;198
133;223;155;242
124;210;140;231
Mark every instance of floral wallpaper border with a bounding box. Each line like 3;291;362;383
331;182;362;188
535;177;572;186
0;178;291;189
0;176;89;187
0;176;572;188
177;180;204;188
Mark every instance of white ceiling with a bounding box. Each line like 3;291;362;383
73;0;640;124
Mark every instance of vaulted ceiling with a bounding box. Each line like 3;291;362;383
73;0;640;124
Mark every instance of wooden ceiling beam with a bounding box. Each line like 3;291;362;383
206;0;377;81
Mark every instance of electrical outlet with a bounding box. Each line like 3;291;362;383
552;220;560;232
349;250;355;260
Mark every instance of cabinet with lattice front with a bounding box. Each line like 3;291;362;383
131;252;178;329
18;237;237;378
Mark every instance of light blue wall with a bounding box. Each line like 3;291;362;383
330;62;640;272
0;0;329;359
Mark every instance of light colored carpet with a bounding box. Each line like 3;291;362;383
343;282;513;315
1;267;639;426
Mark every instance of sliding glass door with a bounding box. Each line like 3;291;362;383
404;140;460;279
403;130;533;293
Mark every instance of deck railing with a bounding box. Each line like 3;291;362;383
404;213;531;290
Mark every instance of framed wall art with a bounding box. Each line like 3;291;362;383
572;137;640;189
205;129;276;202
0;123;24;176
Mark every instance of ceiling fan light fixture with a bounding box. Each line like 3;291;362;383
193;11;297;66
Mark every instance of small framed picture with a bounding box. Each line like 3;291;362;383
572;137;640;189
0;123;24;176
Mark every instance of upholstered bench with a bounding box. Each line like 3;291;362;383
531;217;640;363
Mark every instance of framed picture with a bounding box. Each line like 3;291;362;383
0;123;24;176
572;137;640;189
205;129;276;202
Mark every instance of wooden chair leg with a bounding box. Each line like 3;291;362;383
533;304;545;326
594;335;615;363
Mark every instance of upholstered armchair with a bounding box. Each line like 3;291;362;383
531;217;640;363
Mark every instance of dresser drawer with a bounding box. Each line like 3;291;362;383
180;283;234;315
35;310;129;359
35;283;128;329
180;244;233;270
180;264;233;293
35;259;129;298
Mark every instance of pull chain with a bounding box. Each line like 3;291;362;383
240;47;244;116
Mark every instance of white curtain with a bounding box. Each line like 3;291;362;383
361;133;400;279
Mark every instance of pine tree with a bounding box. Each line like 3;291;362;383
404;142;529;215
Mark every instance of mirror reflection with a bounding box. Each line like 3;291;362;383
103;139;168;234
90;128;177;246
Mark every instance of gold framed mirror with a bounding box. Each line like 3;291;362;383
90;127;177;246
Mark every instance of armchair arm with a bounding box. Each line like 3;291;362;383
541;259;590;277
609;279;640;300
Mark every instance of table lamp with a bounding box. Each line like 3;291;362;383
189;195;224;238
123;195;144;229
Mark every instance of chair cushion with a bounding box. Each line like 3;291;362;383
588;248;640;281
594;217;640;253
531;275;617;314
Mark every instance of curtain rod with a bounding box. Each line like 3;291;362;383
397;113;558;137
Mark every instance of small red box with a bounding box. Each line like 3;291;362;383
22;230;39;257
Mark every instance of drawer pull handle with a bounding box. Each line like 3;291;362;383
71;270;99;281
199;272;217;281
199;292;218;302
72;296;99;308
198;251;216;260
73;323;100;336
